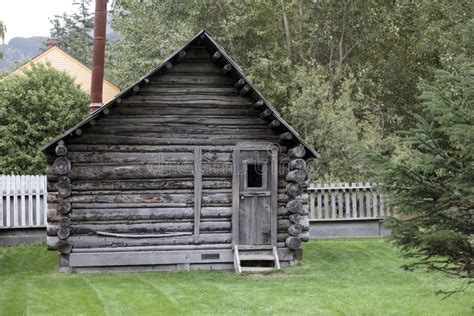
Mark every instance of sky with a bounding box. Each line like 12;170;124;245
0;0;83;42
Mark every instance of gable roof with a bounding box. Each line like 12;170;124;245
11;46;120;104
42;30;318;159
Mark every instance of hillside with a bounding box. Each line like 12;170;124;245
0;36;47;72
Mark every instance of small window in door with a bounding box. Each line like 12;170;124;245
247;163;264;188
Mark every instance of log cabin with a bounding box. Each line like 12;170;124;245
42;30;318;273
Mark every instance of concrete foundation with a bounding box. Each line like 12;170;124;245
309;219;391;238
0;228;46;246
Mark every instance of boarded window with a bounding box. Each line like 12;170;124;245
247;163;264;188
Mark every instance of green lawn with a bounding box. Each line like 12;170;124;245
0;239;472;316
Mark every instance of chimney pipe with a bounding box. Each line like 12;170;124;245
90;0;107;113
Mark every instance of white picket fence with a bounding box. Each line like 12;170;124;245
308;183;388;221
0;175;48;228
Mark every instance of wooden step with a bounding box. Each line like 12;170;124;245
239;254;275;261
241;267;275;273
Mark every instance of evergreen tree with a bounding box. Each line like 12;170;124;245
366;20;474;282
50;0;93;66
0;63;89;174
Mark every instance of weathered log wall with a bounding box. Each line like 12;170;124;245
46;45;310;268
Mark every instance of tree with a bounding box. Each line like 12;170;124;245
0;21;6;45
365;20;474;282
108;0;473;182
0;21;6;60
0;63;89;174
49;0;93;66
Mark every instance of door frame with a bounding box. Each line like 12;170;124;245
232;142;279;247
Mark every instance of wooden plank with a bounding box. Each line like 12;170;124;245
309;191;315;219
344;183;351;220
338;184;344;219
365;182;372;217
28;176;33;226
232;148;240;245
358;183;365;217
69;207;232;221
271;146;278;247
373;189;378;218
42;176;48;225
5;176;10;227
323;184;329;219
13;176;19;227
35;176;41;226
380;192;385;216
331;187;336;219
0;175;3;227
69;249;235;267
317;189;322;219
20;175;26;226
194;148;202;242
351;182;357;219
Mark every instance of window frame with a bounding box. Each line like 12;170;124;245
243;159;268;191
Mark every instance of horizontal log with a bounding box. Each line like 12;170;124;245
288;224;303;237
63;164;231;181
57;201;72;215
71;221;230;235
268;120;281;129
59;217;71;227
277;233;289;242
109;106;256;117
286;236;301;250
69;233;232;248
289;214;301;224
210;51;221;62
55;142;68;156
221;63;232;74
279;132;293;141
57;182;71;198
67;151;234;165
278;219;290;230
47;209;60;223
67;191;231;205
58;240;73;254
69;133;276;146
288;145;306;158
253;100;264;109
153;74;235;86
286;183;303;198
67;144;237;153
259;109;272;119
168;62;221;74
53;157;71;175
286;199;303;214
69;179;230;191
289;159;306;171
69;207;232;222
47;224;59;236
286;169;308;184
141;86;237;95
58;226;71;240
72;243;232;253
239;84;251;95
233;78;245;89
277;206;288;216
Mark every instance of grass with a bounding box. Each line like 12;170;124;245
0;239;472;316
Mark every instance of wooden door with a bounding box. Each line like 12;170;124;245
232;144;278;246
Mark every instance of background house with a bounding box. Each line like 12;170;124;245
10;39;119;104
